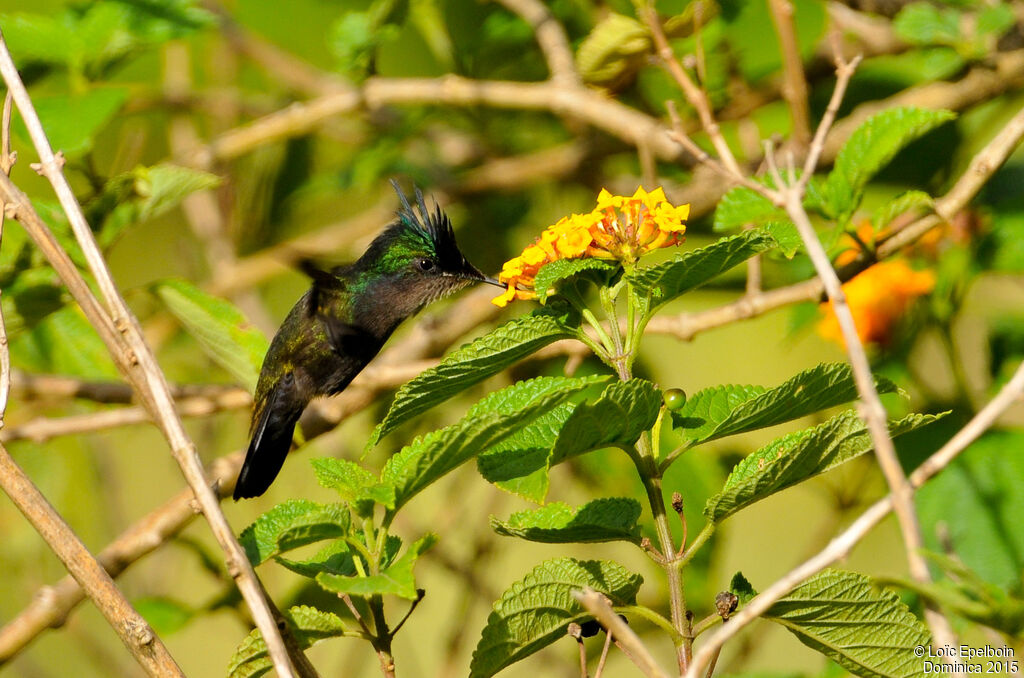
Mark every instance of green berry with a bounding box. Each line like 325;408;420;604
664;388;687;410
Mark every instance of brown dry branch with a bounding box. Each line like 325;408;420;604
2;359;436;445
686;357;1024;678
0;443;186;677
0;33;301;678
9;371;244;405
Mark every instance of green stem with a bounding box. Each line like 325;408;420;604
582;307;616;355
619;604;682;642
680;522;716;567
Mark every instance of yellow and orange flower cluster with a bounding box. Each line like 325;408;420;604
492;187;690;307
817;259;935;348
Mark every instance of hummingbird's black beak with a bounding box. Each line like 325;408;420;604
462;262;505;288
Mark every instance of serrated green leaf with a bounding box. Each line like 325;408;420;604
239;500;351;566
627;230;776;309
277;535;402;579
491;498;642;544
822;107;956;221
135;164;221;220
476;399;585;503
704;411;944;523
316;534;435;600
713;186;787;232
469;558;643;678
893;3;961;46
873;191;934;231
673;363;898;448
228;606;353;678
765;569;931;678
670;383;766;445
154;279;269;392
533;258;620;303
370;304;579;445
382;376;596;510
478;378;660;503
18;89;128;159
134;597;193;636
311;458;395;515
730;572;757;604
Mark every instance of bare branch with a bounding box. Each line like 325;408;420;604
768;0;812;148
0;443;184;677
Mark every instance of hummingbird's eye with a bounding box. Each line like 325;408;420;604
414;257;435;272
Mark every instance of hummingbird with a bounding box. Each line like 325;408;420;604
233;182;500;499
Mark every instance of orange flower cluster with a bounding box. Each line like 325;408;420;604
492;187;690;307
817;259;935;348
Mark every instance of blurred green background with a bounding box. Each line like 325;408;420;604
0;0;1022;676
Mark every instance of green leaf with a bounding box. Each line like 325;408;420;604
228;606;352;678
533;258;620;303
917;431;1024;591
576;12;651;88
154;279;269;392
669;383;766;446
893;3;961;46
19;89;128;158
0;13;77;65
92;164;222;247
627;230;776;309
10;304;119;379
469;558;643;678
311;458;395;516
855;49;966;87
476;397;592;503
976;5;1015;42
382;376;597;510
239;500;351;566
134;597;193;636
873;190;934;231
704;411;944;523
765;570;931;678
277;535;402;579
551;379;661;462
673;363;898;447
713;186;786;232
479;379;660;503
822;107;956;221
730;572;757;604
316;534;435;600
490;498;642;544
370;304;579;445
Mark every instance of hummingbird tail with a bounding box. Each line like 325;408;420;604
233;376;303;500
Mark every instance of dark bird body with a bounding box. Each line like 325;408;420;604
234;184;497;499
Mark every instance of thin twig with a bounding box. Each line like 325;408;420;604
0;443;185;677
767;0;811;148
0;32;300;678
574;589;669;678
686;358;1024;678
642;4;744;177
594;629;613;678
